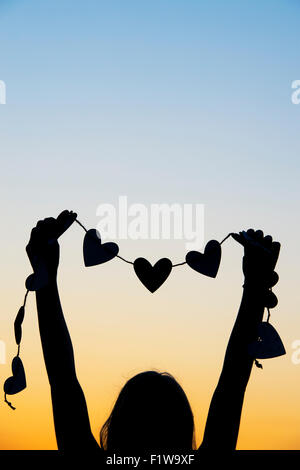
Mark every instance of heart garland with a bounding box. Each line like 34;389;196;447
4;213;285;409
79;221;225;292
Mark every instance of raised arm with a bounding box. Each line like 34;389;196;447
200;229;280;450
26;211;100;452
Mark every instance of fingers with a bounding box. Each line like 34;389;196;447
29;226;44;247
56;210;77;226
246;228;255;238
264;235;273;251
248;230;276;247
28;210;77;255
55;210;77;238
29;218;56;246
233;229;278;251
254;229;263;240
35;218;56;231
231;232;244;245
232;229;258;246
56;210;76;221
232;229;266;250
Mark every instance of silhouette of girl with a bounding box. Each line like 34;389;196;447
26;210;280;453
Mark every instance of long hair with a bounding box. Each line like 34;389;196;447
100;371;195;452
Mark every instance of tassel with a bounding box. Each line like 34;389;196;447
4;394;16;410
255;359;263;369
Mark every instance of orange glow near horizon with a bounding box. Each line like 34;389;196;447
1;0;300;451
1;248;299;450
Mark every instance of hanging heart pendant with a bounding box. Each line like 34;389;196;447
4;356;27;395
248;322;286;359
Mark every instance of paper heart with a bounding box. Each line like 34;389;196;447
248;322;286;359
14;306;25;345
4;356;27;395
83;229;119;267
185;240;221;278
134;257;172;293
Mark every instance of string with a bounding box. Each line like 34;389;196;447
172;261;187;267
116;255;134;265
220;233;233;245
23;289;29;308
75;219;88;233
4;290;29;409
75;218;232;267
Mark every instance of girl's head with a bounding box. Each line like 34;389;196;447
100;371;195;452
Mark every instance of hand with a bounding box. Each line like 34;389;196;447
26;210;77;280
232;229;280;287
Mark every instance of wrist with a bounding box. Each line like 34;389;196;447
34;268;58;289
242;278;269;294
35;276;58;297
242;279;277;308
243;278;269;288
48;273;58;284
243;268;272;288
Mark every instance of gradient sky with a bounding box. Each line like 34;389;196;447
0;0;300;450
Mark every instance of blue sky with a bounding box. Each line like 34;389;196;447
0;0;299;237
0;0;299;262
